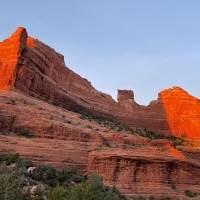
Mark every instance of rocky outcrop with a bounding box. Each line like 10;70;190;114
159;87;200;140
117;90;135;110
88;148;200;198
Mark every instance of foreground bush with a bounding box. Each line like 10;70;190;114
0;173;27;200
70;173;125;200
185;190;197;197
48;186;70;200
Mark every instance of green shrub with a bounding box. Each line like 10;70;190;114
6;153;20;165
69;166;77;174
70;173;123;200
137;196;147;200
48;186;70;200
103;140;110;147
185;190;197;197
86;125;92;129
11;99;16;105
64;120;72;124
0;154;9;163
33;164;56;181
79;115;86;120
171;184;176;190
52;102;60;107
71;173;85;183
19;130;30;137
23;160;34;168
0;174;26;200
132;196;147;200
149;196;156;200
158;196;170;200
31;180;38;185
30;197;43;200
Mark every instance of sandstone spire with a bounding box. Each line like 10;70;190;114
0;27;27;89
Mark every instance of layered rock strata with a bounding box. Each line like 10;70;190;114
0;90;199;199
1;27;200;139
2;27;200;140
88;149;200;199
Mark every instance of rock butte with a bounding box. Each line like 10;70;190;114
1;27;200;140
0;27;200;199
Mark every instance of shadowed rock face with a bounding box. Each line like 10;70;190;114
0;27;200;140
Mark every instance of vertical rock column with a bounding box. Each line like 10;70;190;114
0;27;27;89
117;90;134;110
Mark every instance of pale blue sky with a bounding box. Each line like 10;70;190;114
1;1;200;105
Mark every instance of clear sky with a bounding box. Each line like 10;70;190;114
1;1;200;105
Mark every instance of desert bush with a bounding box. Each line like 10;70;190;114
86;125;92;129
32;164;56;181
149;196;156;200
52;102;60;107
158;196;170;200
19;130;30;137
132;196;147;200
23;160;34;168
48;186;70;200
103;140;110;147
70;173;124;200
6;153;20;165
64;120;72;124
0;174;27;200
0;154;9;163
171;184;176;190
185;190;197;197
30;197;43;200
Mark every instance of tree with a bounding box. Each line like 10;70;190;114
0;174;26;200
48;186;70;200
70;173;122;200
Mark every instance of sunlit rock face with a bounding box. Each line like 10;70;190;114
0;27;27;89
1;27;200;140
159;86;200;139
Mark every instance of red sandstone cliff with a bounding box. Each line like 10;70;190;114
159;86;200;140
2;27;200;140
0;90;199;199
1;27;200;199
